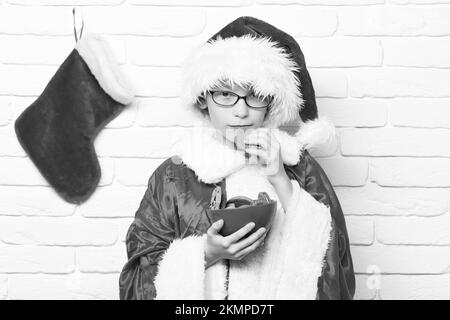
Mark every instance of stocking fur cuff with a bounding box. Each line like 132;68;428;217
75;34;134;105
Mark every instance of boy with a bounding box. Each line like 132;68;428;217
119;16;355;300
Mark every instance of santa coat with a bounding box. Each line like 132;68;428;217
119;121;355;300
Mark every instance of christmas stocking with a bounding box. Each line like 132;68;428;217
15;34;134;204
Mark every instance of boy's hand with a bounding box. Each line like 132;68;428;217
204;219;267;268
234;128;293;212
236;128;286;183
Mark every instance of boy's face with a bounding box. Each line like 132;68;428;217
199;83;269;142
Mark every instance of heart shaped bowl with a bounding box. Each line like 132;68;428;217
207;200;277;238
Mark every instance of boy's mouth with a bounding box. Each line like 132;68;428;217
227;124;253;128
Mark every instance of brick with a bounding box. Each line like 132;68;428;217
309;70;348;98
77;246;127;273
376;215;450;245
131;0;252;6
351;245;450;274
95;127;186;158
0;217;117;246
316;158;368;186
0;127;27;156
390;0;450;3
77;186;147;218
378;274;450;300
117;218;134;243
74;273;120;300
0;275;7;299
348;69;450;98
0;65;57;96
346;216;374;245
129;36;197;67
105;101;137;129
354;274;378;300
0;186;76;216
7;96;35;120
341;7;450;36
340;128;450;157
0;36;73;65
0;97;12;126
0;7;73;35
0;35;126;65
8;274;75;299
0;157;48;186
258;0;382;4
8;0;124;4
0;157;113;186
8;273;119;299
83;7;205;36
390;99;450;128
127;65;181;98
384;38;450;68
98;158;115;186
204;7;337;37
318;98;387;128
336;183;450;217
115;158;165;186
371;158;450;187
298;38;382;67
0;245;74;273
136;98;199;127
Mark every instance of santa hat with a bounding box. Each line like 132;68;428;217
180;16;335;148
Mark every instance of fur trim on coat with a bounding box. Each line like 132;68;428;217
154;174;332;300
170;116;336;184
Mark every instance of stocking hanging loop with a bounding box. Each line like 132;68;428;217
72;7;84;43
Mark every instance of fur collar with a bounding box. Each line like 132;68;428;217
171;116;336;184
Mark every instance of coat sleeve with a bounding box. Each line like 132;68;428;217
302;151;356;300
119;167;208;300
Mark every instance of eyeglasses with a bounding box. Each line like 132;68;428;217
209;91;272;110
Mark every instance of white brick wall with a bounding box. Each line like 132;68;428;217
0;0;449;300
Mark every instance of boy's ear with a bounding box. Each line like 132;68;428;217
197;95;208;110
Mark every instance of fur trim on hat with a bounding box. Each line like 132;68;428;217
75;34;134;105
180;34;303;128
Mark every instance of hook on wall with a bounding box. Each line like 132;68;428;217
72;7;84;43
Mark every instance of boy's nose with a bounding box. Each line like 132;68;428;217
232;99;249;118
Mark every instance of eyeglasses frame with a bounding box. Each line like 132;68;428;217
208;90;272;110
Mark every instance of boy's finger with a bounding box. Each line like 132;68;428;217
234;231;267;259
244;147;269;165
232;227;266;252
226;222;255;243
244;134;269;148
208;219;224;235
